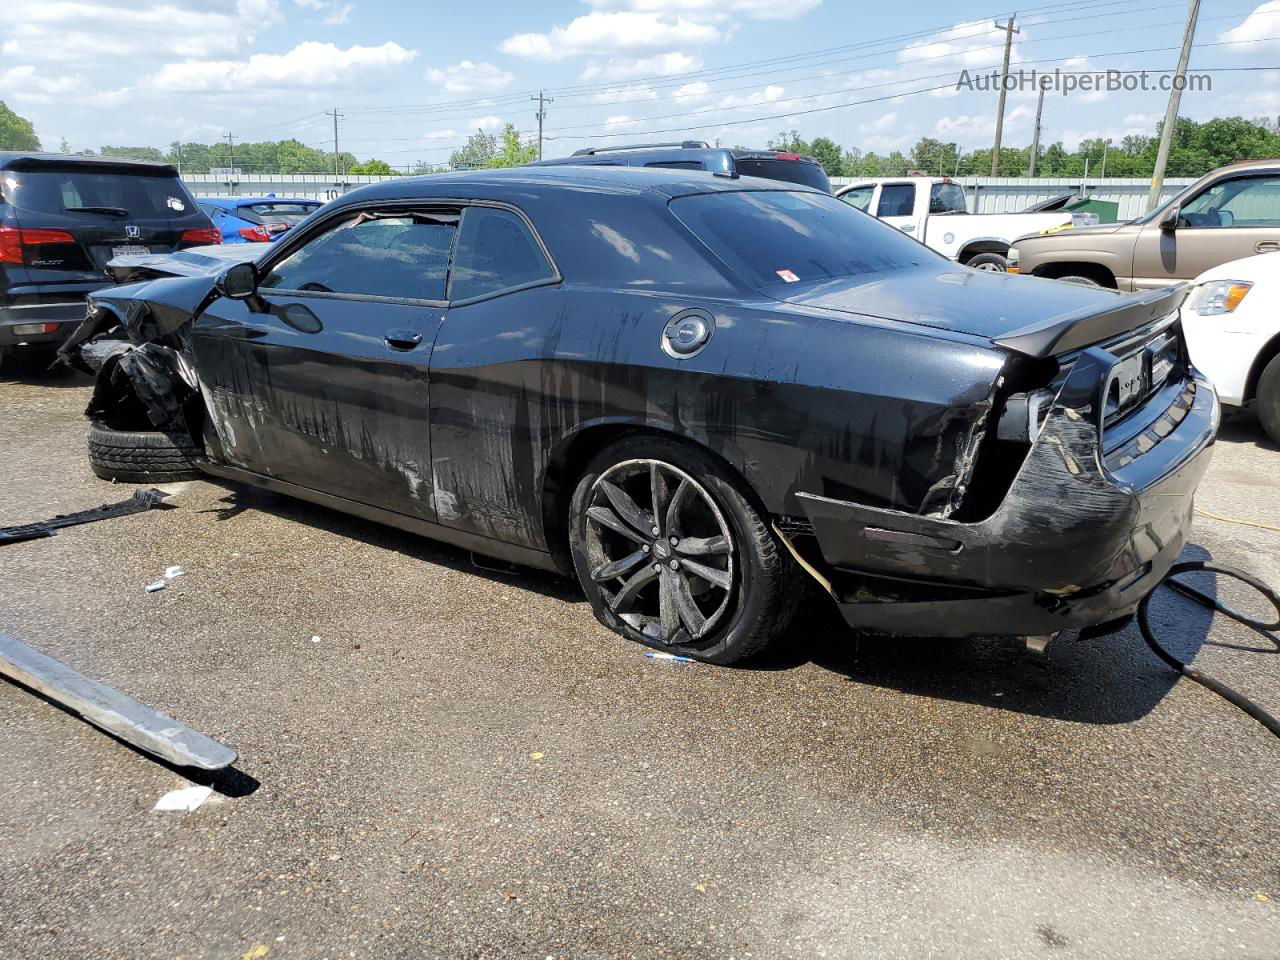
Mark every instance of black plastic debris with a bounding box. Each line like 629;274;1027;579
0;488;171;547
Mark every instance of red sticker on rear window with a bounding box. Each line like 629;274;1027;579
776;269;799;283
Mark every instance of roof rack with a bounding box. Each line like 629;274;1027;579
571;141;712;157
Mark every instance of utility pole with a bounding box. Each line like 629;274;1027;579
326;107;344;180
1146;0;1201;212
1027;84;1045;177
1100;138;1110;178
990;13;1020;177
224;133;236;174
531;91;553;160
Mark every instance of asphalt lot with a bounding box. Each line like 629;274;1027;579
1;351;1278;959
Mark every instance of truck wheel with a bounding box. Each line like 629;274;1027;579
86;419;203;483
568;435;796;665
1257;354;1280;447
966;252;1009;272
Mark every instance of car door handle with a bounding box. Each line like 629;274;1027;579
1255;241;1280;253
384;328;423;351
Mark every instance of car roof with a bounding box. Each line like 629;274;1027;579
529;145;822;168
200;196;321;208
0;152;180;176
326;163;824;211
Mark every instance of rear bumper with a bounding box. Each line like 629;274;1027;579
0;301;88;347
798;352;1219;638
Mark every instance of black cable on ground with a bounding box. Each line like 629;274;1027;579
1137;560;1280;739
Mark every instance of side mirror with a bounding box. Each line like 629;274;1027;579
216;262;258;300
1158;208;1179;232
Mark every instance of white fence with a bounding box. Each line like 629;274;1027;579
184;172;1194;221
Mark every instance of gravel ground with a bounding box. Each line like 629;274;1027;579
1;354;1278;959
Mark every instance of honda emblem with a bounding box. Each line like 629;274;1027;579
125;225;141;239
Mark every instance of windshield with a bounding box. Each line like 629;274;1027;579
671;189;939;289
733;157;832;192
5;167;197;220
241;202;321;226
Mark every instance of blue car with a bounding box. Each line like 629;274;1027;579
196;195;322;244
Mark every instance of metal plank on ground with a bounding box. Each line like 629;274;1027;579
0;634;237;771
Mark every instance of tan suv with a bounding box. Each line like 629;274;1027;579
1009;159;1280;289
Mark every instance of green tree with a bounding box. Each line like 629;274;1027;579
450;128;498;169
910;138;960;176
798;136;837;175
487;124;537;168
349;158;396;175
100;145;166;162
0;101;41;151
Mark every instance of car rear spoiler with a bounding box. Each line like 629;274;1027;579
994;284;1189;358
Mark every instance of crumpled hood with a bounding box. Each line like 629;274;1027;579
770;263;1124;341
105;244;262;282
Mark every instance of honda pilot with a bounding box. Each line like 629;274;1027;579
1;153;218;371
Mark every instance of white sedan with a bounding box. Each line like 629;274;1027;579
1182;251;1280;444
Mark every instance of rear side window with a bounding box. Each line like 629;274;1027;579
877;184;915;217
929;182;967;214
733;157;831;192
6;168;198;220
449;207;555;301
262;210;457;302
839;186;874;211
671;190;936;289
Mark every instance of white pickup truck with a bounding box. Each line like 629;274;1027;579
836;177;1095;272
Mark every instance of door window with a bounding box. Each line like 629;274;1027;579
929;181;967;214
877;184;915;217
448;207;556;301
1180;176;1280;228
839;186;874;211
261;210;458;301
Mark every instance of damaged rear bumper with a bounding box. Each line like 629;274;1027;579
796;349;1219;637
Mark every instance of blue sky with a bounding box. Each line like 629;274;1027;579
4;0;1280;167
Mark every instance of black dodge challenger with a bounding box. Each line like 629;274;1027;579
62;166;1218;663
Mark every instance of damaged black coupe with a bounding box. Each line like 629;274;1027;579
61;166;1218;663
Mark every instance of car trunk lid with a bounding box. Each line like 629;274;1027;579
769;264;1184;357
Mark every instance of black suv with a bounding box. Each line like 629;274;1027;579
528;141;832;192
1;153;218;370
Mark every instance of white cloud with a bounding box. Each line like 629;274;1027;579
605;115;640;127
582;0;821;20
935;105;1032;145
1221;1;1280;50
467;115;504;131
718;84;786;110
426;60;514;94
1061;55;1108;103
867;112;898;132
147;41;417;93
899;19;1020;69
0;65;87;104
674;81;712;101
293;0;351;24
1;0;283;61
579;52;702;81
591;84;659;103
499;11;719;61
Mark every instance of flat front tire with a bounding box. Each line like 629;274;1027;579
87;419;203;483
1257;354;1280;446
568;435;796;665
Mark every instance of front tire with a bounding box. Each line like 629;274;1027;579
1256;354;1280;446
966;252;1009;272
568;436;795;665
87;419;203;483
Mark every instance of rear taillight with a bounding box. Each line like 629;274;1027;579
775;152;802;161
0;227;77;265
179;228;223;247
237;226;272;243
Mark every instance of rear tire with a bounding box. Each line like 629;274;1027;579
86;419;203;483
568;435;797;665
966;252;1009;272
1256;354;1280;447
